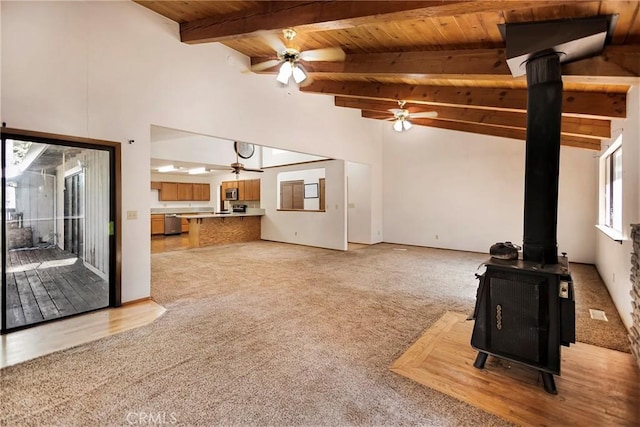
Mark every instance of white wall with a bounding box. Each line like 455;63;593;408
382;124;598;264
347;162;373;244
151;132;261;170
262;159;347;251
595;85;640;329
262;147;326;167
2;1;382;302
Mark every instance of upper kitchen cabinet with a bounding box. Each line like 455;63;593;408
220;179;260;201
158;182;210;201
244;179;260;201
177;183;193;200
159;182;178;201
192;183;211;201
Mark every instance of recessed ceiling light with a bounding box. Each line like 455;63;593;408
158;165;175;172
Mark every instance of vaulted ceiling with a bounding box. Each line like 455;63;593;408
135;1;640;151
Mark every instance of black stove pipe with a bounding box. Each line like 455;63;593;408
522;53;562;265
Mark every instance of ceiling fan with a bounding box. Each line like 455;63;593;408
387;101;438;132
251;28;346;85
229;146;263;177
230;155;264;177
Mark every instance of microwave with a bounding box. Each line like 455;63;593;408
224;187;238;201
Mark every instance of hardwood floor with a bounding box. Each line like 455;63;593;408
391;312;640;426
151;233;190;254
5;247;108;330
0;299;166;368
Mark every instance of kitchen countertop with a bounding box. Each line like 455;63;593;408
151;207;216;214
177;209;265;219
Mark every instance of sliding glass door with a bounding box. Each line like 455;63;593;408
1;132;117;333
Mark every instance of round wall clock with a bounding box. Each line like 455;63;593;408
234;141;255;159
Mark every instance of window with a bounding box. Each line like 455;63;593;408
604;146;622;231
276;168;326;211
598;135;622;241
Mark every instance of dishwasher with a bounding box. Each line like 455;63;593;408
164;214;182;235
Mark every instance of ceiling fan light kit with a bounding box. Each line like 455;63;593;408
393;118;412;132
388;100;437;132
252;28;344;86
276;60;307;84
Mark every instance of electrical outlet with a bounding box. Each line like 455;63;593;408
435;234;439;240
294;231;298;236
126;210;138;220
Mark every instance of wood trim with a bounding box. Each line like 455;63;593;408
121;296;153;306
253;45;640;84
178;1;566;44
113;138;122;307
339;97;611;139
0;127;122;149
302;81;627;119
276;209;326;213
362;112;601;150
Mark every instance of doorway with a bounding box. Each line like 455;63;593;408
1;129;121;333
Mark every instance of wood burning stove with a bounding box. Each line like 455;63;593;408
471;257;575;394
471;15;613;394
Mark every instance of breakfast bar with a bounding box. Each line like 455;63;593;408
177;211;264;248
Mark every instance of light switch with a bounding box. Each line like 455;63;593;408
126;210;138;220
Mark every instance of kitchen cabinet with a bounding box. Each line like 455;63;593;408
177;183;193;200
159;182;178;201
220;179;260;202
237;180;245;200
150;181;162;190
181;218;189;233
157;182;210;201
192;183;210;201
244;179;260;201
151;214;165;235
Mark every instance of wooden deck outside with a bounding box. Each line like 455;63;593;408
4;247;108;330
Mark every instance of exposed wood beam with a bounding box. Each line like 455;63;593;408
335;97;611;139
301;81;626;119
252;45;640;84
180;1;561;44
361;111;601;151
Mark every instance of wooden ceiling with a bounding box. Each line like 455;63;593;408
135;1;640;151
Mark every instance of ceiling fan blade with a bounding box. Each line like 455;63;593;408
260;31;287;54
243;168;264;173
250;59;282;73
300;47;346;62
388;108;404;114
411;111;439;119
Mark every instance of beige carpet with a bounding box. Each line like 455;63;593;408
0;242;629;426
